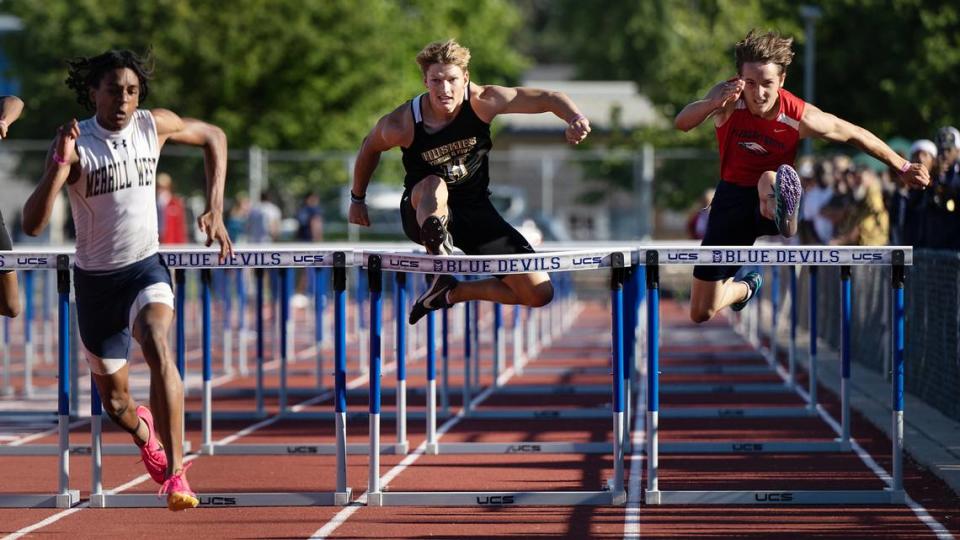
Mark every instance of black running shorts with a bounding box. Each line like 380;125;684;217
693;180;779;282
400;190;534;257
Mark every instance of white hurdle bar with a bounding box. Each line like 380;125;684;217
643;246;910;505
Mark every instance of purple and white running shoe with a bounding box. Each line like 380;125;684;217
775;164;802;237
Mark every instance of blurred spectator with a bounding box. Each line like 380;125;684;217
911;139;939;173
295;192;324;242
685;188;714;240
830;167;888;245
889;140;936;245
227;193;251;243
921;127;960;250
156;172;188;244
246;192;281;243
799;160;835;244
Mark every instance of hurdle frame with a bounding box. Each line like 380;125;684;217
644;246;909;505
0;255;80;508
363;250;629;506
86;248;354;508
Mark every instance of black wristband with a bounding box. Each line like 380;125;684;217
350;191;366;204
0;210;12;274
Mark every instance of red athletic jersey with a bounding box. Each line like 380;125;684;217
716;87;806;187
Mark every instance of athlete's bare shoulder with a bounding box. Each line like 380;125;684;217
375;101;415;149
469;82;517;123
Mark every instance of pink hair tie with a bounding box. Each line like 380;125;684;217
53;152;69;165
899;161;911;174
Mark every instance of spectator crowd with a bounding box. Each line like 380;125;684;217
686;125;960;250
796;126;960;250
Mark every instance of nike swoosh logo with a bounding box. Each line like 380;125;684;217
419;279;450;309
774;129;786;133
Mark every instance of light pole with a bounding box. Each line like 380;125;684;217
800;5;822;156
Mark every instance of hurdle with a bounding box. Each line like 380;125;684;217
364;249;629;506
654;262;817;420
89;248;353;508
0;249;176;458
644;246;909;505
457;268;632;424
0;255;79;508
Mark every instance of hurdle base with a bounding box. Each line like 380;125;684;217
185;411;269;422
335;488;353;506
425;442;439;455
0;441;191;456
494;384;609;395
660;406;816;419
370;489;623;506
58;490;80;508
464;409;610;420
200;442;406;456
90;490;352;508
656;440;852;454
644;489;897;505
0;490;79;508
430;441;614;455
833;437;853;452
886;487;906;504
660;382;792;394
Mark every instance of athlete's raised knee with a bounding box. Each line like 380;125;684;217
689;305;716;324
526;281;554;308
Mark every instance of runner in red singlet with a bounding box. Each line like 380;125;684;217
674;30;929;324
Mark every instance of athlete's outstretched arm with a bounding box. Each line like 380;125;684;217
800;104;930;189
675;79;744;132
153;108;233;259
0;95;24;139
22;120;80;236
350;109;410;227
0;209;19;317
473;85;590;144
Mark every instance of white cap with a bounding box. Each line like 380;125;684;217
936;126;960;150
909;139;937;159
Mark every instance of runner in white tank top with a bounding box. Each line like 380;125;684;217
22;50;233;511
68;108;161;270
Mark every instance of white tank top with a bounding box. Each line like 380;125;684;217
68;109;161;271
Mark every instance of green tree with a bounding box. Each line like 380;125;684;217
542;0;960;209
2;0;525;151
0;0;527;207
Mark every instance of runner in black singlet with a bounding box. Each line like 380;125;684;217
349;39;591;324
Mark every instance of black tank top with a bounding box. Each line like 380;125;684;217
401;86;493;202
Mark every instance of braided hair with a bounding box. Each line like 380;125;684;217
65;49;153;111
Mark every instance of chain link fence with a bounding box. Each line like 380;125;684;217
765;251;960;422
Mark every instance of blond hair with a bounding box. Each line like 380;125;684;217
735;30;794;74
416;39;471;75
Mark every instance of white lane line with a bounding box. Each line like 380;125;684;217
755;317;955;539
2;506;86;540
803;394;954;540
624;357;646;538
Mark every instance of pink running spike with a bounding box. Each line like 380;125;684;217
136;405;167;485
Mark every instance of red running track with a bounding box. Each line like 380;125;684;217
0;300;957;539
